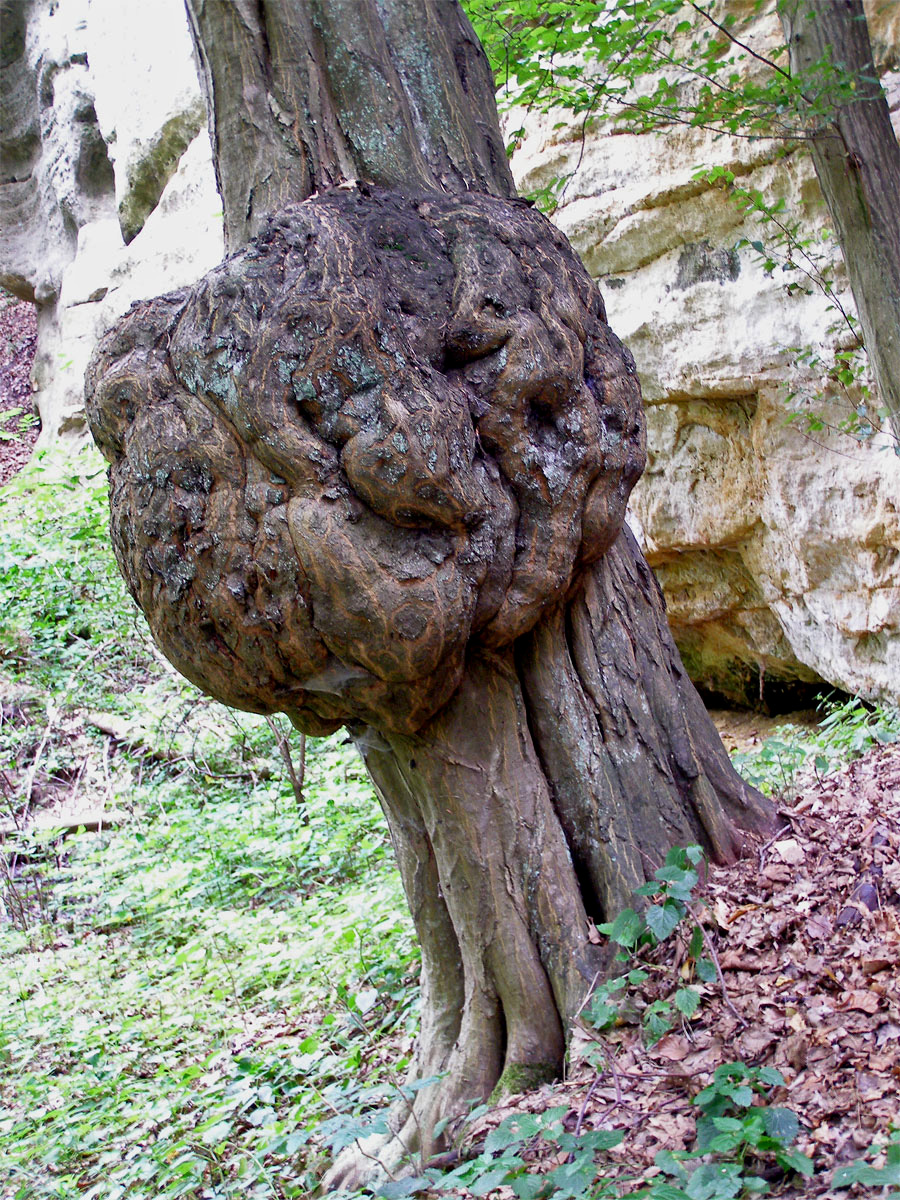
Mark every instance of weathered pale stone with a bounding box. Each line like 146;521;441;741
0;0;223;442
85;0;206;244
509;0;900;706
33;131;222;440
0;0;115;305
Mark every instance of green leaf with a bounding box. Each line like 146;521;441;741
645;901;682;942
557;1128;624;1152
674;987;701;1018
683;1160;743;1199
696;958;717;983
777;1149;815;1176
756;1066;785;1087
688;924;704;959
761;1106;800;1144
600;907;645;947
642;1186;691;1200
378;1177;431;1198
470;1167;514;1195
511;1176;546;1199
589;999;619;1029
834;1159;900;1186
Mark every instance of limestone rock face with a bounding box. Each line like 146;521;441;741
0;0;222;441
509;0;900;707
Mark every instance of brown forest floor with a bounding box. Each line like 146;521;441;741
463;743;900;1197
0;292;39;485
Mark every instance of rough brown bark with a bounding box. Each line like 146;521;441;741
778;0;900;445
184;0;514;250
86;0;777;1187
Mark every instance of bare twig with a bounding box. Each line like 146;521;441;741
265;716;308;817
757;823;791;870
687;0;794;82
573;1067;606;1141
21;705;55;811
687;903;747;1028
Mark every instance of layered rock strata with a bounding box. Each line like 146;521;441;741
510;0;900;706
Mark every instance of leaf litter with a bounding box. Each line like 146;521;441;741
450;742;900;1198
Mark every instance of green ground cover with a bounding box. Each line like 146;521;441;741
0;451;417;1199
2;452;897;1199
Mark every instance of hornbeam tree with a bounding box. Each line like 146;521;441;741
85;0;776;1185
777;0;900;446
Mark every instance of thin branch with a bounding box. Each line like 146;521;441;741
686;903;747;1028
688;0;794;82
265;716;308;817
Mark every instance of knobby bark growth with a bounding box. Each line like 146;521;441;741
778;0;900;445
86;0;776;1185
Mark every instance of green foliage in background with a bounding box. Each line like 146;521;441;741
0;452;417;1199
466;0;852;144
731;695;900;796
464;0;899;451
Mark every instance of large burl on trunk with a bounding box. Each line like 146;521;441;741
85;1;776;1187
87;184;774;1181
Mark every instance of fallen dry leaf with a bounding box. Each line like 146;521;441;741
774;837;805;864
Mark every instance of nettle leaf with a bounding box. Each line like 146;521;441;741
756;1066;785;1087
761;1106;800;1144
600;907;645;947
589;1000;619;1029
694;1115;718;1153
511;1175;546;1200
688;924;704;959
634;880;664;897
696;957;717;983
833;1158;900;1187
645;901;682;942
556;1128;624;1152
485;1113;540;1153
654;1148;689;1182
684;1160;743;1199
777;1149;815;1176
674;987;701;1018
644;1005;673;1046
378;1177;431;1198
469;1166;514;1196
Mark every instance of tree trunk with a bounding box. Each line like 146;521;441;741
97;1;778;1188
778;0;900;445
329;528;773;1183
184;0;514;250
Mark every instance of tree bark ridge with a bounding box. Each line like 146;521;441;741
778;0;900;444
184;0;514;250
